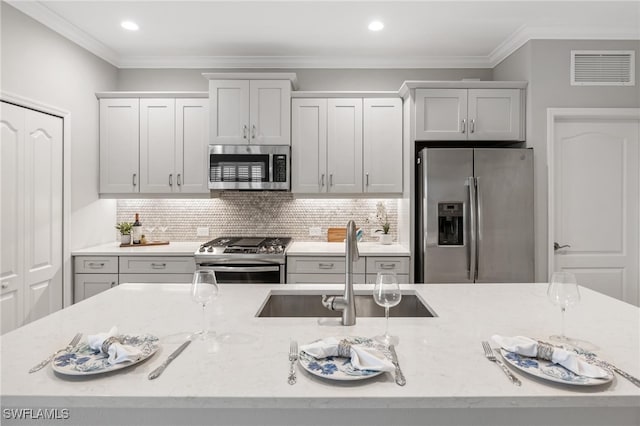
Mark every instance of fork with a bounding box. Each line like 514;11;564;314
29;332;83;373
288;340;298;385
482;341;521;386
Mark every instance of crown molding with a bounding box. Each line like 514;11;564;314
9;1;640;70
489;25;640;67
7;0;121;67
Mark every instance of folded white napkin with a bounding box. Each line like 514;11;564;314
300;337;395;372
491;335;609;378
87;326;142;365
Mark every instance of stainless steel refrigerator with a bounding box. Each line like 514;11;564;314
416;148;534;283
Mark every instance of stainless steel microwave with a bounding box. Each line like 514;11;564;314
208;145;290;191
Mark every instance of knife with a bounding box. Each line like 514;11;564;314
148;340;191;380
389;345;406;386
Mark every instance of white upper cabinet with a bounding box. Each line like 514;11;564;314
415;88;522;141
327;99;363;193
140;99;175;193
99;98;140;193
176;99;209;193
209;79;291;145
291;99;327;193
363;98;403;193
292;96;402;194
99;95;209;195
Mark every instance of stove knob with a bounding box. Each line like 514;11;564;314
207;246;214;252
199;246;205;252
275;245;284;253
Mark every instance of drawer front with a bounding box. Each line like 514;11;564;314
287;257;365;274
119;256;196;274
366;257;410;274
287;273;366;284
366;273;409;284
74;256;118;273
119;273;194;284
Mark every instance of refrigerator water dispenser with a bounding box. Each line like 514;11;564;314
438;203;463;246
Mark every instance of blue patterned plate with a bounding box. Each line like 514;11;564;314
499;349;614;386
298;336;389;381
52;334;159;376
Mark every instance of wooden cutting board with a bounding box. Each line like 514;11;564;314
120;241;170;248
327;228;347;242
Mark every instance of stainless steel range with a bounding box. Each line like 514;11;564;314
194;237;292;284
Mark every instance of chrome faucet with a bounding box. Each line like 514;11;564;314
322;220;359;325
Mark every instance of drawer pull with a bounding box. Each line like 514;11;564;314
1;283;8;289
379;263;397;270
318;263;335;269
151;263;167;269
88;262;105;269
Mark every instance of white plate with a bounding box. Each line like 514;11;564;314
298;336;389;381
500;349;614;386
52;334;159;376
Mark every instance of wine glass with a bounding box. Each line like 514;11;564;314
373;272;402;346
191;270;219;340
547;271;581;345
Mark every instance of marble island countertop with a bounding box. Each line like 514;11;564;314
1;283;638;426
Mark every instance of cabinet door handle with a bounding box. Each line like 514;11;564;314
110;281;116;288
169;174;173;186
251;125;256;139
366;173;369;186
1;283;8;290
177;174;181;186
461;119;466;134
379;263;397;270
243;125;248;139
470;119;475;133
133;173;137;186
151;263;167;269
329;174;333;186
88;262;105;269
320;174;325;187
318;263;335;269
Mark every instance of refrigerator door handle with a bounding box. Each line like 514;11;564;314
468;176;478;281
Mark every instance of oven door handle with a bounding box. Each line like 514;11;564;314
202;266;281;273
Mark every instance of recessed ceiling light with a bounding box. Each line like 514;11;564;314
368;21;384;31
121;21;139;31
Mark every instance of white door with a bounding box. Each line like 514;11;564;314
99;98;139;193
140;99;175;193
1;102;25;333
414;89;467;140
363;98;403;193
468;89;521;141
1;101;63;331
176;99;209;193
249;80;291;145
552;119;639;306
291;98;327;193
327;99;362;193
209;80;250;145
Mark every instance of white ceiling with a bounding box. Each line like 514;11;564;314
8;0;640;69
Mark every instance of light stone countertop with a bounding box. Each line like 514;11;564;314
71;241;202;256
287;241;410;256
1;283;638;426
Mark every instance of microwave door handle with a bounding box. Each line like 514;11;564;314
468;177;477;281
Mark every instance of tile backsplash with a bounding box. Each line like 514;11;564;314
116;193;398;242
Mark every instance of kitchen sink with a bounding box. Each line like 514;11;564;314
256;291;436;318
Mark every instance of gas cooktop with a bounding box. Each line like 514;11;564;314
196;237;292;256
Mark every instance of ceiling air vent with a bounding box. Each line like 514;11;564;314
571;50;635;86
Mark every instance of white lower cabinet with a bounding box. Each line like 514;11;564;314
73;255;195;303
286;255;409;284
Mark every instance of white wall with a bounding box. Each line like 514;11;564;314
0;3;119;250
493;39;640;281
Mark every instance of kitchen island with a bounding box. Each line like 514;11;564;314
1;283;639;426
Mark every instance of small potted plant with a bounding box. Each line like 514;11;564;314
375;202;392;245
115;222;133;245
